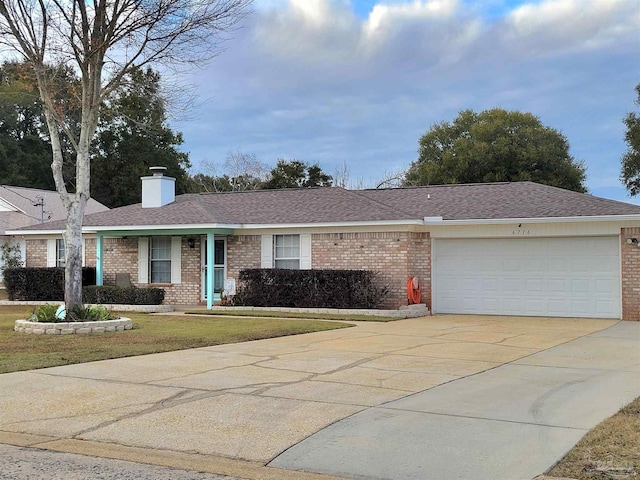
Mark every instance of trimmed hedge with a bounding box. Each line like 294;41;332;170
233;269;389;309
4;267;96;301
82;285;165;305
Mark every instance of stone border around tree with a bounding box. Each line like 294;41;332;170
14;317;132;334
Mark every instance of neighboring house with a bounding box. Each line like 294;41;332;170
0;185;109;281
8;169;640;320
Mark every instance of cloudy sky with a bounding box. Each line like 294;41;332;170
175;0;639;202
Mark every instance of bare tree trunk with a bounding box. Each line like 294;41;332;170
1;0;251;312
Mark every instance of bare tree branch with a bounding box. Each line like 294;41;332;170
0;0;252;309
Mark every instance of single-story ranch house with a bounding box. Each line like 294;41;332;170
8;168;640;320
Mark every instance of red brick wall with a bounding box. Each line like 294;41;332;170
407;232;431;308
84;238;96;267
160;236;201;305
96;236;202;305
102;237;138;285
25;239;47;267
311;232;431;309
227;235;261;283
621;227;640;321
25;232;433;309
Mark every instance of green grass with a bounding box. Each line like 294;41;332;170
186;309;399;322
0;305;351;374
547;396;640;479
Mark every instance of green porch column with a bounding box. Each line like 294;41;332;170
96;234;104;286
207;232;214;309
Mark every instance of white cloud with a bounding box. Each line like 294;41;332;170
503;0;639;55
177;0;640;200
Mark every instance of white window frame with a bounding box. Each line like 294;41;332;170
261;234;311;270
138;236;181;284
56;239;65;267
149;236;172;284
274;234;300;269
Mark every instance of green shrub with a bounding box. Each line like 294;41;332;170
4;267;96;301
82;285;165;305
67;305;115;322
28;304;61;323
234;269;389;309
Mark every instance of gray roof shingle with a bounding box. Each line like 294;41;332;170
13;182;640;232
357;182;640;220
0;185;109;234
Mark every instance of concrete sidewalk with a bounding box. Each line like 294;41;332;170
0;315;633;480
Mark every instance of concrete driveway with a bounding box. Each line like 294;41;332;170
0;315;637;480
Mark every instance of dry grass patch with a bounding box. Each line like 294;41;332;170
547;396;640;479
0;288;8;301
0;305;351;374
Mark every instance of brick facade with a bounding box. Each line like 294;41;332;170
227;235;261;282
621;227;640;321
20;229;636;318
311;232;431;309
102;237;138;285
25;239;47;267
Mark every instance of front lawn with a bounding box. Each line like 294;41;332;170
0;305;351;374
546;396;640;479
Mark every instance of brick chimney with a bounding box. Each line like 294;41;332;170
141;166;175;208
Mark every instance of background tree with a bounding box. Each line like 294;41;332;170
262;159;333;189
223;150;268;191
187;151;267;193
187;172;233;193
621;83;640;196
0;0;251;310
0;61;77;189
91;67;191;208
405;108;587;192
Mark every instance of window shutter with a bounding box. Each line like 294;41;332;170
138;237;149;284
300;234;311;269
261;235;273;268
171;236;182;284
46;239;56;267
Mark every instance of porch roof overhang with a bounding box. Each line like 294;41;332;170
7;219;426;236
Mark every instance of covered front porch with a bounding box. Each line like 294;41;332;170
93;228;234;309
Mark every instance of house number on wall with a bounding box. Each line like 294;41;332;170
512;228;531;236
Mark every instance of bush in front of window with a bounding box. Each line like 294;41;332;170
4;267;96;301
82;285;165;305
233;269;389;309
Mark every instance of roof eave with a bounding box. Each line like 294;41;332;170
7;219;424;236
423;214;640;225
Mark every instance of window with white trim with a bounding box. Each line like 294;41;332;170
274;234;300;269
56;239;65;267
150;236;171;283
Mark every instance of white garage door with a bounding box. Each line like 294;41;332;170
433;237;620;318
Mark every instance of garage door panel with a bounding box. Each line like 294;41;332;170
548;258;571;272
548;299;570;315
570;279;590;294
525;278;543;292
434;237;620;319
547;278;567;293
595;279;617;294
595;300;616;317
